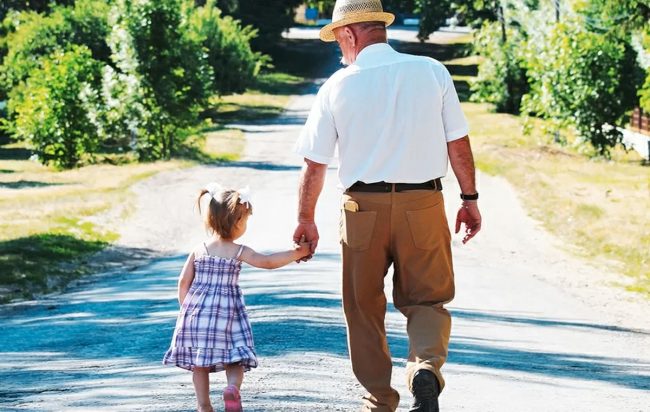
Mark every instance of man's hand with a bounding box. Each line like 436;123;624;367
455;201;482;244
293;221;319;262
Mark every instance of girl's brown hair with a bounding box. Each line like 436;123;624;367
197;189;253;239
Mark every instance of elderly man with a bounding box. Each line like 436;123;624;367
293;1;482;411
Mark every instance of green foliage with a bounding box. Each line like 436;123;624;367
582;0;649;33
522;21;642;156
641;71;650;112
187;0;265;95
415;0;453;41
451;0;499;28
11;46;102;168
581;0;650;112
0;233;107;303
471;21;528;113
104;0;213;160
214;0;303;50
0;1;110;95
0;0;74;23
0;0;279;166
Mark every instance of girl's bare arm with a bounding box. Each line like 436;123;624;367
240;244;310;270
178;252;195;305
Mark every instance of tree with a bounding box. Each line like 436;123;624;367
522;20;642;156
0;0;74;23
11;46;101;168
187;0;264;95
119;0;212;159
210;0;303;50
0;0;111;107
471;21;528;113
581;0;650;112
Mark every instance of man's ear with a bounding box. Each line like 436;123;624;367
343;26;356;45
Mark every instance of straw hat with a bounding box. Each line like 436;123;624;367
319;0;395;42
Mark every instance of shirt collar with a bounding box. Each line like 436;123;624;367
353;43;397;67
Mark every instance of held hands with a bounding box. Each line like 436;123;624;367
455;201;482;244
294;237;312;260
293;221;319;263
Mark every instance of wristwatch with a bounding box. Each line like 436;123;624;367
460;192;479;201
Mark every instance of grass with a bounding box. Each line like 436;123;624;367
0;147;189;302
0;234;109;301
463;101;650;295
0;69;307;302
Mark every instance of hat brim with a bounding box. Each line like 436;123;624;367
319;12;395;42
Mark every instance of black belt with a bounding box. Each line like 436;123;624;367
347;178;442;193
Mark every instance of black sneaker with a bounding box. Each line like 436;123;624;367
409;370;440;412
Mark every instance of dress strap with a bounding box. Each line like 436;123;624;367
203;242;210;256
234;244;245;261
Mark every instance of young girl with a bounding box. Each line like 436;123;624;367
163;183;311;412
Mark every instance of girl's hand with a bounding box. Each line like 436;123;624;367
295;240;312;258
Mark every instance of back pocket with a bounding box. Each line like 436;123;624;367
340;210;377;251
406;204;445;250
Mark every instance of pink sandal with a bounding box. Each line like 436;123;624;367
223;385;243;412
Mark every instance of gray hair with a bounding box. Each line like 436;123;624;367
350;21;387;32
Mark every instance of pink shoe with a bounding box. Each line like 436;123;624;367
223;385;243;412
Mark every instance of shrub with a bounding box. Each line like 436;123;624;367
187;0;265;95
11;46;102;168
471;21;529;114
522;21;642;156
0;0;110;95
99;0;213;160
215;0;303;50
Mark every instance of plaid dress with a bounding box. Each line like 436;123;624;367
163;245;258;373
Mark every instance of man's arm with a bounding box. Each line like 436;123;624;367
448;136;482;244
293;158;328;256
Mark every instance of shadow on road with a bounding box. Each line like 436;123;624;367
2;252;648;405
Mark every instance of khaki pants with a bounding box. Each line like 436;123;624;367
340;190;454;412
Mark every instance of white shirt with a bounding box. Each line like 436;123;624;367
295;43;469;190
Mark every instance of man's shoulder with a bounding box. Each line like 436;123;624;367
396;51;447;70
320;67;357;92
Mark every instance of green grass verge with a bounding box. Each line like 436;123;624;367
464;102;650;296
0;233;109;302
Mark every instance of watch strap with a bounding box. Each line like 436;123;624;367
460;192;479;201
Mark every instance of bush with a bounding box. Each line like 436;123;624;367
471;21;529;114
0;1;110;95
638;32;650;112
11;46;101;168
641;75;650;112
187;0;265;95
107;0;212;160
415;0;452;41
214;0;302;50
522;21;642;156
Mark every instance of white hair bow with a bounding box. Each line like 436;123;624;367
204;183;252;209
238;186;252;209
205;182;224;200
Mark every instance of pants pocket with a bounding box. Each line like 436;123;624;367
340;209;377;251
406;202;446;250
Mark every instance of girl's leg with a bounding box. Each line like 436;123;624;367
225;363;244;389
223;364;244;412
192;367;213;412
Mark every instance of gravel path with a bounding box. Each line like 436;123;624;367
1;28;649;412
